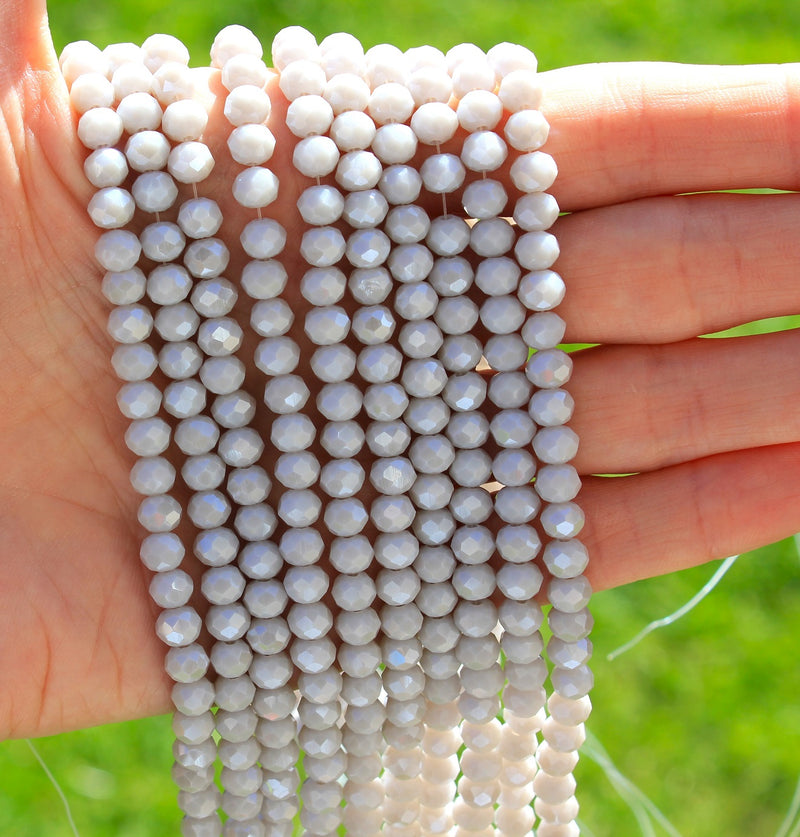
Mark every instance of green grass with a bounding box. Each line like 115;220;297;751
4;1;798;835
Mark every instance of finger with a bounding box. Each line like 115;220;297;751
540;62;800;210
569;329;800;475
580;442;800;591
0;0;51;87
554;192;800;344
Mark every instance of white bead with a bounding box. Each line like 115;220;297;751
446;411;489;448
457;89;502;131
221;53;269;91
240;259;287;299
510;151;558;193
224;85;271;126
516;230;560;270
330;110;376;151
320;421;365;458
451;528;494;567
178;198;223;239
182;455;225;491
169;142;215;184
365;44;408;88
518;269;566;311
107;304;152;343
370;495;416;533
133;171;178;213
540;505;586;540
77;107;123;149
398;321;443;359
163;99;209;141
84;147;128;188
142;33;190;72
380;165;423;205
372;124;417;165
324;72;370;114
131;456;176;495
70;71;114;112
492;449;537;486
408;67;452;105
200;356;245;395
505;109;550;152
420;154;465;193
369;82;415;125
279;59;326;100
461;131;507;172
499;69;543;112
111;61;153;99
470;217;515;256
263;374;311;414
525;349;573;388
184;238;229;279
232;167;279;208
336;150;382;191
125;129;172;171
451;57;496;98
311;344;356;382
227;123;276;165
240;219;286;260
300;227;346;267
522;311;566;349
279;528;324;566
151;62;195;106
410;102;458;145
286;94;333;137
117;381;161;419
112;343;158;381
462;179;507;219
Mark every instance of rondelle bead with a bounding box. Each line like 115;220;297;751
227;123;276;165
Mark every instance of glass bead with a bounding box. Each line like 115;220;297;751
379;165;422;205
426;216;471;257
492;448;537;486
419;153;465;193
131;456;176;495
140;532;184;573
451;527;494;566
509;151;558;193
241;259;288;299
300;268;347;306
169;142;215;184
470;217;515;257
438;335;482;373
193;527;239;567
77;106;123;149
125;416;170;457
107;304;152;344
177;198;223;240
111;62;153;100
300;227;346;268
292;638;337;675
540;504;586;540
224;85;271;126
461;131;508;172
227;123;276;165
232;166;279;209
221;53;269;91
263;374;311;414
449;487;492;524
410;473;454;517
372;123;417;164
201;565;246;606
210;640;253;679
410;102;458;145
371;531;418;571
137;494;181;533
522;311;567;350
188;490;231;529
368;82;415;125
433;296;478;335
85;147;128;188
388;243;434;282
497;563;544;600
514;192;559;234
320;421;365;458
457;89;502;132
141;221;186;263
370;495;416;533
484;334;528;371
518;269;566;311
316;382;361;421
404;397;449;436
89;187;135;229
157;606;202;647
416;582;456;618
413;509;456;545
325;73;371;115
534;464;581;502
413;545;455;583
346;230;391;268
356;345;402;384
462;179;507;220
336;609;381;646
498;67;542;110
490;409;536;449
310;345;357;384
533;426;580;465
184;238;230;279
548;607;593;643
242;580;286;620
515;230;560;271
449;449;492;487
163;99;209;142
154;303;200;342
286;94;334;138
96;229;141;272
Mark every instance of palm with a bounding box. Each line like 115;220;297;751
2;5;800;741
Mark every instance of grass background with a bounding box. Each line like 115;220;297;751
3;1;799;834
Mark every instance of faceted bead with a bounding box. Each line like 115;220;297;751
370;495;416;532
404;398;449;436
227;123;276;165
535;464;581;502
540;505;586;540
343;190;389;228
380;165;422;205
301;268;347;305
434;296;479;335
518;269;565;311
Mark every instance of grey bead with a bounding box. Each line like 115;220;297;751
348;267;392;304
163;379;206;418
193;527;239;567
212;391;257;428
357;344;403;383
404;397;450;436
365;420;411;456
191;277;238;317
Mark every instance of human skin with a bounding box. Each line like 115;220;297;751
1;0;799;739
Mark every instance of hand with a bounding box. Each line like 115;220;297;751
1;1;798;739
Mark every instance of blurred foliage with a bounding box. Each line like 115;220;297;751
3;1;798;835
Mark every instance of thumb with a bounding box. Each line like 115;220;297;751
0;0;57;88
